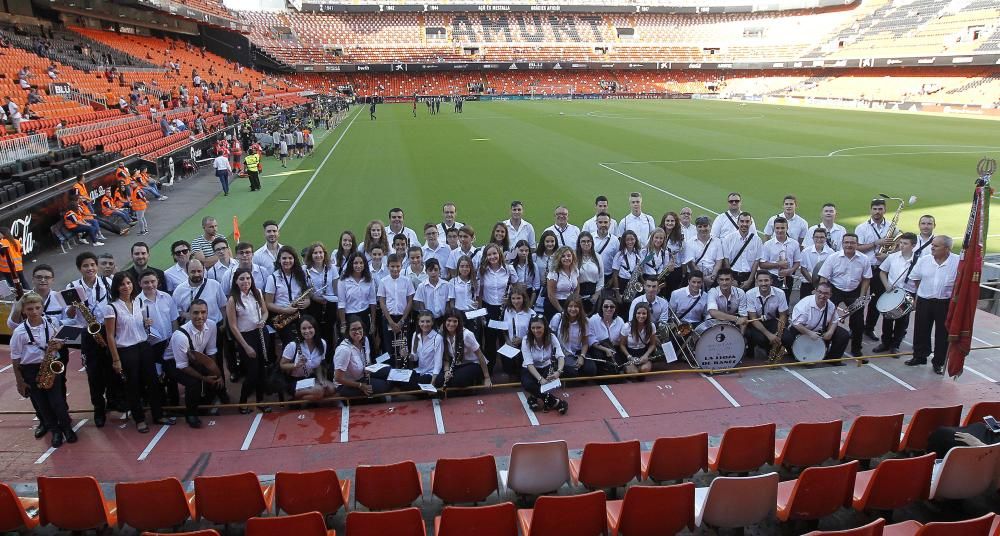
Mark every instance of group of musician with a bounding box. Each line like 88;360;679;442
6;191;960;446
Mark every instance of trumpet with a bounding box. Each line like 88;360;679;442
37;337;65;390
391;317;409;369
273;285;314;329
73;299;106;347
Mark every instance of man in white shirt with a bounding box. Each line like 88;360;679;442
818;233;872;358
806;203;847;252
582;195;617;236
212;152;231;196
874;232;918;354
414;259;449;320
745;270;789;359
763;195;809;244
678;208;698;242
915;214;936;258
173;259;227;325
592;212;619;285
783;282;851;362
164;240;192;293
253;220;283;272
715;212;761;290
386;207;420;247
446;227;482;278
758;217;801;302
435;202;464;237
684;216;718;286
706;268;747;331
224;242;267;295
378;253;415;356
206;237;240;288
712;192;757;240
629;278;669;325
799;227;834;299
856;199;892;341
422;223;452;270
165;300;225;427
545;205;580;249
617;192;656;246
906;235;959;374
668;271;707;326
504;200;536;249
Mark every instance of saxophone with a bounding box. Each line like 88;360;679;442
273;285;314;329
37;337;65;390
655;249;676;284
768;313;788;363
73;298;107;347
876;194;915;257
623;252;654;302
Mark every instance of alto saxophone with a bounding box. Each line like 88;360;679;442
655;250;676;284
768;313;788;362
876;193;916;257
73;299;107;347
273;285;315;329
37;337;65;390
623;252;653;302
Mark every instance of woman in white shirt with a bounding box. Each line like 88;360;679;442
575;232;604;315
533;231;559;314
478;243;515;374
501;284;533;376
448;255;480;334
660;212;686;296
399;310;444;388
587;292;625;374
226;268;270;414
359;220;389;257
279;316;334;401
549;294;596;378
611;230;642;301
105;272;172;432
620;302;657;374
511;240;539;306
546;246;580;320
337;253;377;347
440;309;492;389
303;242;339;353
333;316;390;398
265;246;311;347
488;222;511;259
519;316;568;415
333;231;359;276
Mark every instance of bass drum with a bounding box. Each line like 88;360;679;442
693;319;745;370
791;335;827;363
876;288;915;320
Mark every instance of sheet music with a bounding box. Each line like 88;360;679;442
540;379;562;393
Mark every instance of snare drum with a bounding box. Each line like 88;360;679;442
693;319;745;370
791;334;827;363
876;288;915;320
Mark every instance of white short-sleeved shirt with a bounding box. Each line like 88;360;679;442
409;331;444;376
253;244;283;273
719;232;763;273
544;224;580;249
166;322;217;369
612;249;642;280
105;298;147;348
265;271;309;308
422;243;452;269
764;213;809;243
806;222;847;252
480;265;515;306
207;258;240;287
588;314;624;346
504;219;536;249
629;294;670;325
549;313;586;353
163;264;187;293
759;237;802;277
621;321;654;350
521;334;563;369
386;226;420;248
880;251;918;293
707;286;747;317
512;261;540;291
10;318;61;365
282;340;326;377
817;251;872;292
305;264;339;302
617;212;656;246
744;287;789;321
547;268;580;300
684;237;718;276
910;253;959;300
577;257;603;297
583;215;617;237
138;291;178;343
712;211;757;240
640;247;671;277
855;219;891;267
505;308;533;342
448;278;477;312
221;263;267;296
446;328;481;364
333;339;370;386
800;244;834;277
669;288;708;324
446;246;483;272
232;291;265;332
415;279;450;318
173;278;227;324
790;295;836;332
593;234;620;276
378;275;415;316
337;277;376;314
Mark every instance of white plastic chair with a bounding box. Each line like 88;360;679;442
695;472;779;529
929;444;1000;500
499;440;570;499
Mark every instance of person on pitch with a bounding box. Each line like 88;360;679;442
617;192;655;246
906;235;959;375
782;282;851;363
856;198;892;342
799;227;834;299
818;233;872;359
683;216;718;288
745;270;789;359
763;195;809;244
758;217;801;303
520;315;568;414
715;212;761;290
712;192;757;240
706;268;748;333
874;232;918;355
806;203;846;252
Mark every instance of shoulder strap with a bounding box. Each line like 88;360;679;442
694;238;713;265
178;327;196;351
729;235;754;266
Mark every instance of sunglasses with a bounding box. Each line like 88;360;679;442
173;248;190;255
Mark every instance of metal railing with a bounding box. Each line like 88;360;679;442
55;115;144;145
0;134;48;166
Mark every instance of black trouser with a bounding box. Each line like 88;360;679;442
579;282;597;316
780;326;850;360
239;328;270;404
733;271;751;287
82;335;124;417
521;365;565;410
747;318;779;357
483;303;503;371
247;169;261;190
381;313;408;359
589;345;625;374
174;367;206;417
96;215;128;235
831;285;863;355
149;340;176;407
543;298;566;323
445;362;482;389
562;352;597;378
799;282;815;303
119;342;163;423
500;350;523;376
658;270;684;298
21;364;71;432
336;375;390;397
771;274;793;303
395;371;445;391
864;267;886;333
880;310;911;350
913;297;950;367
306;301;336;361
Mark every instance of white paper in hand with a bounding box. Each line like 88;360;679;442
497;344;519;358
295;378;316;391
387;368;413;382
540;379;562;393
418;383;438;393
662;342;678;363
364;363;389;373
375;352;391;364
465;308;488;319
487;319;508;330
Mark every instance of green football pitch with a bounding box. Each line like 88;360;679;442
153;98;1000;265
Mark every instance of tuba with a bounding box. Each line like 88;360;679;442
623;252;653;302
37;337;65;390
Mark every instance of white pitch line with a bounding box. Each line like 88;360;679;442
340;402;350;443
602;148;1000;167
600;385;629;418
516;392;540;426
35;419;88;464
965;366;997;383
781;366;832;399
867;363;917;391
432;399;446;434
827;144;1000;157
278;107;363;228
138;424;171;461
701;374;740;407
600;163;718;215
240;413;263;451
0;364;11;373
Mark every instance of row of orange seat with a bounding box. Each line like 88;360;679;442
3;401;998;535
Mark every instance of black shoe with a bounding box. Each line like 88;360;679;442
64;429;78;443
94;413;106;428
153;417;176;426
864;331;879;341
34;423;49;439
556;400;568;415
186;416;203;428
891;347;901;357
860;359;870;364
873;343;891;353
219;392;231;405
527;396;541;411
51;431;65;448
828;361;846;367
904;358;927;367
933;366;944;375
851;349;863;358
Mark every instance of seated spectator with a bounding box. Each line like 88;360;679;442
46;64;57;80
929;421;1000;459
173;118;188;132
118;96;128;110
27;89;41;105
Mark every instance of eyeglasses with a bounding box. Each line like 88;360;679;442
728;200;740;204
173;248;189;255
213;247;227;253
602;304;617;309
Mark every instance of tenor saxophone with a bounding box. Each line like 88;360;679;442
37;338;65;390
768;313;788;363
73;299;107;347
876;193;916;257
273;286;315;329
623;252;653;302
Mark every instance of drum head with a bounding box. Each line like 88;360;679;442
694;323;744;370
876;288;907;313
792;335;827;362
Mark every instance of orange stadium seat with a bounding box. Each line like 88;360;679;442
606;483;695;536
708;423;776;474
640;433;709;483
345;508;426;536
246;511;336;536
516;490;607;536
898;406;962;453
354;461;423;511
776;461;859;523
568;440;641;494
38;476;117;532
840;414;904;463
116;478;195;533
775;420;843;469
434;503;518;536
0;482;39;533
274;470;351;517
431;455;500;505
804;518;886;536
194;472;274;526
850;453;935;513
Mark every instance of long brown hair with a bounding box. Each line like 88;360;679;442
558;294;588;348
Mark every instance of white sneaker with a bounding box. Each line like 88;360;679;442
80;237;90;245
159;195;168;200
93;241;105;246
